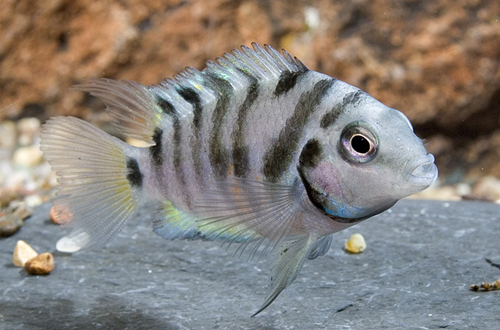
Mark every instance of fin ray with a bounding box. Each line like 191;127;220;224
72;79;165;144
153;177;303;259
41;116;144;252
252;235;314;316
308;234;333;260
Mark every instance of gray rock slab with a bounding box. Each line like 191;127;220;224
1;199;499;329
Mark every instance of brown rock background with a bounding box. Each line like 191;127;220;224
1;0;499;180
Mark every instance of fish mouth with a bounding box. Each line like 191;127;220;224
405;154;438;188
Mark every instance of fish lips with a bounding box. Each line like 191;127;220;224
405;153;438;188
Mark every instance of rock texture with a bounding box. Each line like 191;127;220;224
1;0;500;178
1;200;499;329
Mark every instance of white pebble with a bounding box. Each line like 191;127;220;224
13;146;43;167
17;117;41;146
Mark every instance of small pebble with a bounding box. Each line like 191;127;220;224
0;212;24;237
345;233;366;254
25;252;55;275
0;189;23;208
471;176;500;201
17;117;41;146
470;278;500;291
10;201;33;220
50;205;73;224
12;145;43;167
0;120;17;148
12;240;38;267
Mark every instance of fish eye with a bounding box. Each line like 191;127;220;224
340;122;378;163
350;134;371;154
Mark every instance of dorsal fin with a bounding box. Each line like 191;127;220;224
205;43;308;83
71;44;309;143
71;79;166;144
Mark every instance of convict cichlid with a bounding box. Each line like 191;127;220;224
40;43;438;315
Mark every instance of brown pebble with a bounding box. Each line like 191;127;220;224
0;212;24;237
25;252;55;275
50;205;73;224
0;189;23;209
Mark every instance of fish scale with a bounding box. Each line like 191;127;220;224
40;43;438;315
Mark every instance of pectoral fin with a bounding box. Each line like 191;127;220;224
308;234;333;260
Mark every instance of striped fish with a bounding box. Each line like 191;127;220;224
40;43;438;315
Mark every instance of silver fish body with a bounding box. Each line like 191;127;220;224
40;43;438;315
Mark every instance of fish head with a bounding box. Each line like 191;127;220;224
298;93;438;220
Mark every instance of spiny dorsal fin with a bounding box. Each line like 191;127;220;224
71;44;308;143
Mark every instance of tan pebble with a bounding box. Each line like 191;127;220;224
471;176;500;201
0;120;17;148
50;205;73;224
494;279;500;289
0;212;24;237
10;201;33;220
12;240;38;267
25;252;54;275
345;233;366;254
0;189;23;209
13;146;44;167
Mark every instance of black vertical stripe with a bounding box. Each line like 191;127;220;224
171;116;184;183
298;139;323;168
156;95;176;116
274;71;302;97
320;90;363;129
232;73;259;178
204;72;233;180
126;157;143;188
263;78;336;183
343;90;364;107
177;87;203;129
150;128;163;167
176;87;204;180
320;104;342;129
153;94;183;184
152;95;177;167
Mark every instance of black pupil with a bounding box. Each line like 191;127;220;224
351;135;370;154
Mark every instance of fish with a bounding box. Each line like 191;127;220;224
40;43;438;316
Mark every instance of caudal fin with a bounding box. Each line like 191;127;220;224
40;116;145;252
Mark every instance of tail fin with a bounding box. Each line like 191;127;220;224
41;116;145;253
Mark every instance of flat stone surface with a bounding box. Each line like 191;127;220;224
1;200;499;329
